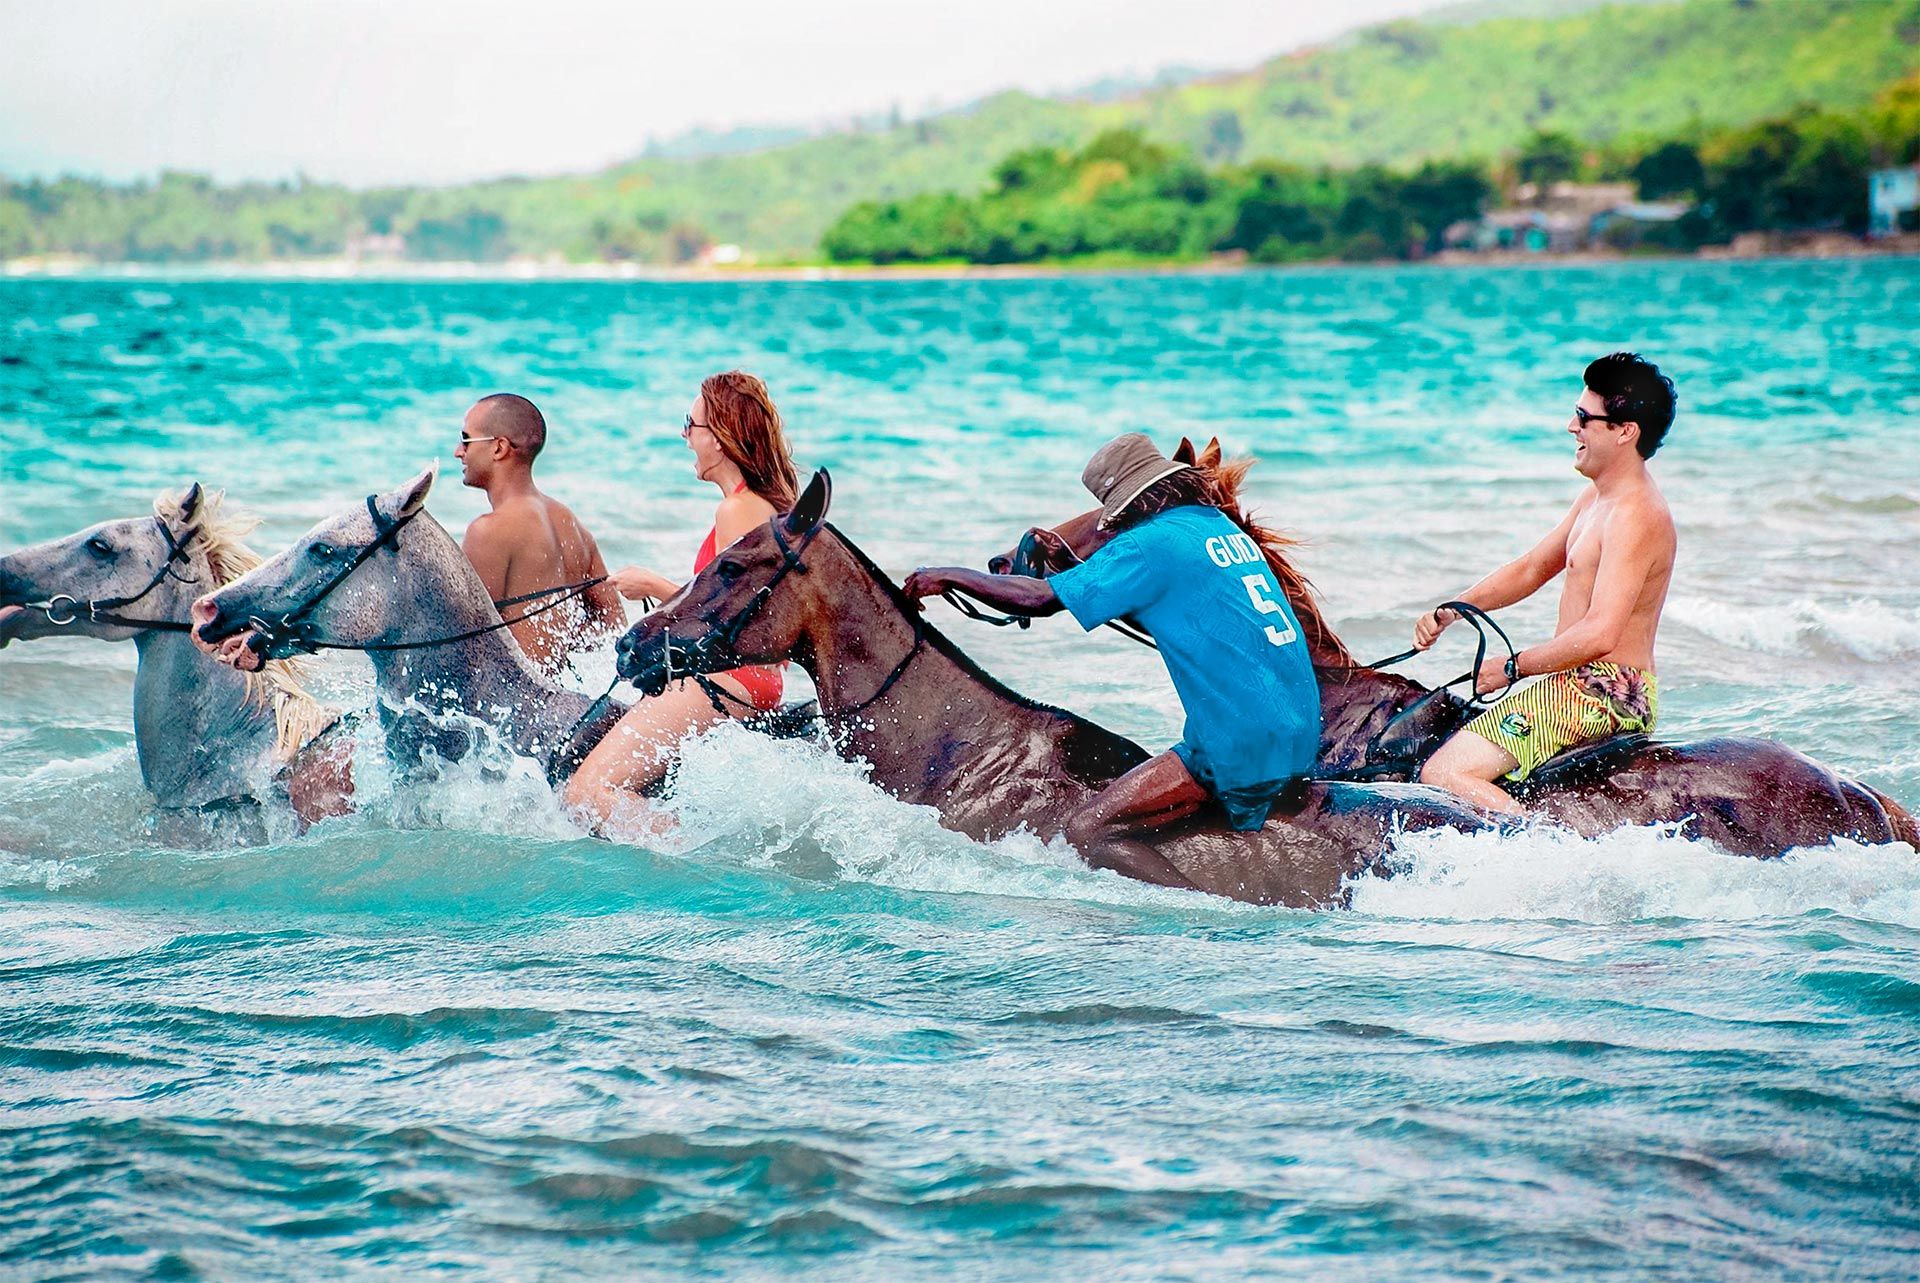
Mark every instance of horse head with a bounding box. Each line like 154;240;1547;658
617;469;834;696
0;482;218;648
193;468;441;667
984;436;1220;576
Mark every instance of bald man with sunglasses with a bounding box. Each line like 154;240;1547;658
455;393;625;675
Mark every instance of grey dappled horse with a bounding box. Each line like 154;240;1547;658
0;484;346;825
192;469;629;787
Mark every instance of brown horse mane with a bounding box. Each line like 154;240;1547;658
1195;454;1356;670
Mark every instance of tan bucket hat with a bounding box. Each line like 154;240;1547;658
1082;432;1190;529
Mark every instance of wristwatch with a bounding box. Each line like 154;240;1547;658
1504;654;1522;683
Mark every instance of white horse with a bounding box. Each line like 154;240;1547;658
0;484;350;827
191;469;633;788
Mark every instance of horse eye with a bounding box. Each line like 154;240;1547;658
715;559;745;581
308;542;336;562
85;535;112;556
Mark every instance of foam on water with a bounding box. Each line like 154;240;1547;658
1352;822;1920;928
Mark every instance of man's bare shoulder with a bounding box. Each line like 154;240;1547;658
537;495;604;543
1602;481;1677;550
463;509;510;546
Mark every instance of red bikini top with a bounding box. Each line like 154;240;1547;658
693;482;750;573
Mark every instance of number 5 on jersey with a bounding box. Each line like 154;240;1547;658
1242;574;1297;647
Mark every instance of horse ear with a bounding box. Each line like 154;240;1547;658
1172;437;1196;466
1199;437;1222;469
785;468;831;533
176;482;205;525
384;466;436;521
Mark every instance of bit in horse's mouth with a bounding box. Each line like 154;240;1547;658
191;600;268;672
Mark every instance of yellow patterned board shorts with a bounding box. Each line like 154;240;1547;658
1460;661;1659;783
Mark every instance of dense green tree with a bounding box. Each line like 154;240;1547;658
1515;131;1584;189
1632;141;1706;199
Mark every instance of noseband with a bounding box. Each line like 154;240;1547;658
657;513;819;683
31;517;200;633
648;515;926;719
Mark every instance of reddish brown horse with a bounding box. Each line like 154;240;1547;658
984;440;1919;858
613;471;1493;908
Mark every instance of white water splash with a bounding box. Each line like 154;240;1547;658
660;722;1197;910
1354;821;1920;928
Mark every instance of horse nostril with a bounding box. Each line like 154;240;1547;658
987;556;1011;575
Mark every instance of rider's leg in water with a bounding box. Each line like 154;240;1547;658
564;673;753;839
1420;732;1524;815
1062;751;1210;890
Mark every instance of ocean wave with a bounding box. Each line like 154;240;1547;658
1667;594;1919;662
1351;822;1920;927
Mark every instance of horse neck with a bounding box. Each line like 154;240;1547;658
1313;663;1449;770
363;530;591;760
132;627;277;806
797;540;1122;813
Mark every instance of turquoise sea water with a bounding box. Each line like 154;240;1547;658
3;261;1919;1278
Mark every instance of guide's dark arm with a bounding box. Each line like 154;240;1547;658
901;567;1064;618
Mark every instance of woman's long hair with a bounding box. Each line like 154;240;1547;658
700;371;799;511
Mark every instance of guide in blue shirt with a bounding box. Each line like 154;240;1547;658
903;433;1323;890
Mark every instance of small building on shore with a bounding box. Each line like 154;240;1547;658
1445;183;1693;255
1869;165;1920;238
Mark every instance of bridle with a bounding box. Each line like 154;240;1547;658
236;495;611;659
241;495;422;657
644;514;926;720
27;516;201;633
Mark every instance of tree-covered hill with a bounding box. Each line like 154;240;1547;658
5;0;1918;263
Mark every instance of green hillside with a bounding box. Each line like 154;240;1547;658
4;0;1918;263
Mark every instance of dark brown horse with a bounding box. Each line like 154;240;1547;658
984;443;1919;858
613;471;1491;908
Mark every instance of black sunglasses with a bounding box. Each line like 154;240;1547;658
682;415;715;437
1570;406;1628;430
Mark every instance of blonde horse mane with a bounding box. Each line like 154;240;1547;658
153;488;338;760
1194;448;1356;669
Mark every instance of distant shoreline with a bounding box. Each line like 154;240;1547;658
6;233;1917;283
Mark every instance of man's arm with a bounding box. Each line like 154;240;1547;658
902;567;1063;618
462;515;513;603
1415;493;1586;648
578;535;627;632
1507;504;1661;677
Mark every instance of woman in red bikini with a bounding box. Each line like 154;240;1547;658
564;371;799;836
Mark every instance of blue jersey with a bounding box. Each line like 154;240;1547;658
1051;505;1321;830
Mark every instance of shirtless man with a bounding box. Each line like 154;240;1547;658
455;393;625;674
1414;352;1678;814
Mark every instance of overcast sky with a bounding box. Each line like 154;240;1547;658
0;0;1447;186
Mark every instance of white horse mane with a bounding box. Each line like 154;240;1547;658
153;488;337;760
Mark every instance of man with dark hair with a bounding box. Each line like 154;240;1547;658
455;393;625;674
1413;352;1678;813
902;433;1322;888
